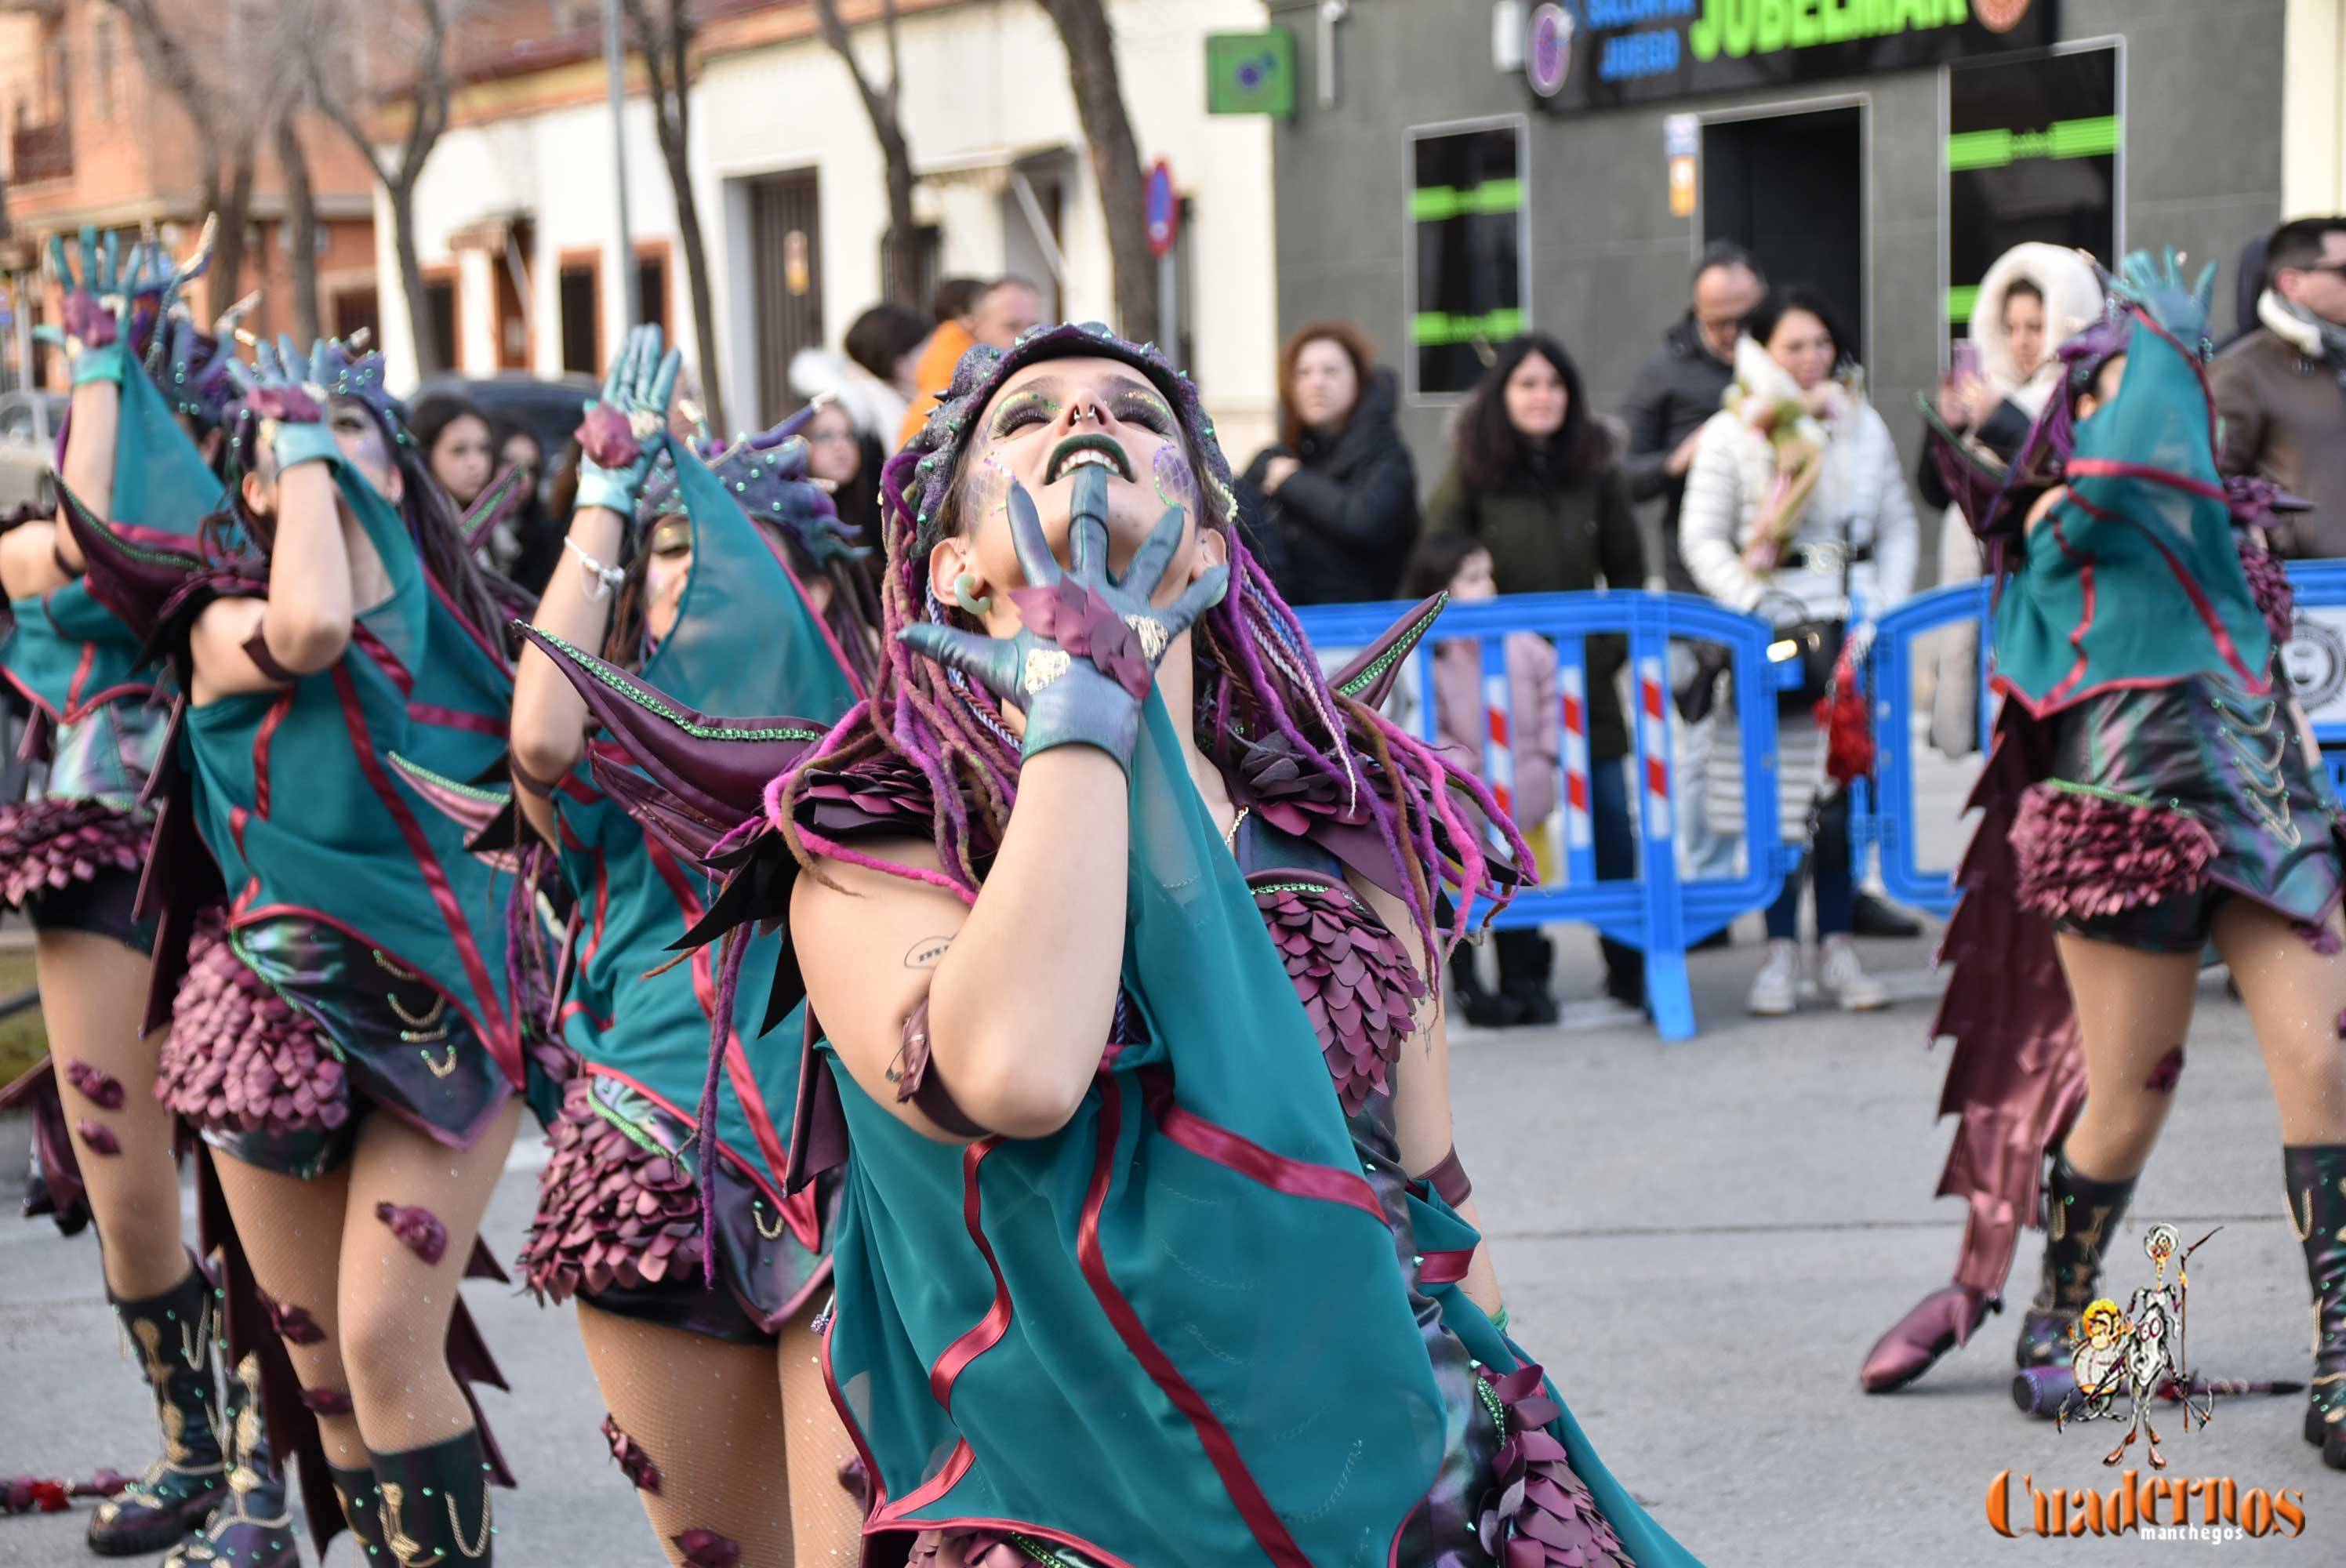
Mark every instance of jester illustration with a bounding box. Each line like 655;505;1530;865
2057;1225;2219;1467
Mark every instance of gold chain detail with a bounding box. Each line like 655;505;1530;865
372;949;423;982
448;1486;491;1559
754;1202;786;1240
387;988;448;1030
131;1318;174;1387
420;1043;460;1077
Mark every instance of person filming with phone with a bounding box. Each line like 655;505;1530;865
1916;245;2105;754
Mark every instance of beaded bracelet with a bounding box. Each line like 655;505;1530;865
563;535;626;603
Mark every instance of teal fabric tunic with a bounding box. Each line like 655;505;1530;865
814;697;1704;1567
182;464;522;1089
550;442;859;1279
2;368;216;800
1992;312;2272;716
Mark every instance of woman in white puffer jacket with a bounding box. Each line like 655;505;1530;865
1680;285;1919;1018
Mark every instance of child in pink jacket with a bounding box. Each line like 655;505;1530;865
1403;535;1562;1025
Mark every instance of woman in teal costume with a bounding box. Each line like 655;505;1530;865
0;227;314;1566
535;324;1709;1566
1860;256;2346;1475
488;327;870;1565
69;328;538;1561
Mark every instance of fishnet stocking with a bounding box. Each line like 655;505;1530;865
37;929;186;1298
208;1150;364;1464
576;1300;795;1566
777;1308;864;1566
209;1098;521;1465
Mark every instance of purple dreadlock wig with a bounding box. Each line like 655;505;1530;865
764;321;1527;971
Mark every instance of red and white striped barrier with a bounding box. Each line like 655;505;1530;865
1637;655;1673;845
1560;661;1592;859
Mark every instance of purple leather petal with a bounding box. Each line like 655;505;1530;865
72;1120;119;1156
601;1414;663;1494
518;1077;700;1303
2010;782;2217;922
155;916;345;1137
674;1529;742;1567
375;1203;449;1267
300;1386;354;1416
261;1292;328;1346
0;798;147;908
62;1059;125;1112
577;403;642;471
1472;1361;1632;1568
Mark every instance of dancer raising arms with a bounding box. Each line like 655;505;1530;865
68;332;539;1562
0;227;307;1565
533;323;1711;1566
487;326;871;1566
1861;255;2346;1474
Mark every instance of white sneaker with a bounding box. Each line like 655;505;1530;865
1817;935;1890;1011
1748;939;1800;1016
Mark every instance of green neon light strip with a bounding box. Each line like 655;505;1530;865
1947;285;1979;322
1946;115;2122;172
1412;308;1527;347
1410;179;1525;222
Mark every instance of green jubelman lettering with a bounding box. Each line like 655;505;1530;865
1694;0;1966;60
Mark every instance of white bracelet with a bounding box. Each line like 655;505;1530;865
564;535;627;603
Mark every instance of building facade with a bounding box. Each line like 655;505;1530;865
378;0;1283;454
1268;0;2300;576
0;0;379;387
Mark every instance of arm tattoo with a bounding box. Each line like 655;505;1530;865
903;936;953;971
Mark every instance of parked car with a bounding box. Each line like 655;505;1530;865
0;390;67;512
408;372;598;491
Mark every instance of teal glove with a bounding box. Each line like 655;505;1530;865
574;324;682;516
225;334;341;473
899;466;1229;771
2110;247;2217;349
37;227;169;387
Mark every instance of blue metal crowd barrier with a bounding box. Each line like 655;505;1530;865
1294;591;1799;1041
1856;560;2346;916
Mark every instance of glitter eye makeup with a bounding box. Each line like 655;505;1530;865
987;390;1064;441
1110;390;1176;434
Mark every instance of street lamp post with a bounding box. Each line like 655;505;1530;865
604;0;641;334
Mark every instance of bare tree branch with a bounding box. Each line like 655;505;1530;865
1037;0;1155;336
305;0;457;373
620;0;729;431
813;0;921;306
105;0;263;316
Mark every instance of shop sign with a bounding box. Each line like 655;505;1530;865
1526;0;2058;113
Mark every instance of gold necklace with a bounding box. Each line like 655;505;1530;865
1222;806;1250;851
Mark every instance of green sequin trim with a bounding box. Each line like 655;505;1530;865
63;490;201;570
2042;778;2202;818
1335;598;1446;699
528;628;828;742
1250;880;1365;909
386;751;509;804
584;1093;679;1163
1472;1367;1509;1444
1006;1535;1077;1566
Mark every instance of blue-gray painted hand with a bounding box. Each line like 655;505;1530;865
576;324;683;516
899;466;1229;769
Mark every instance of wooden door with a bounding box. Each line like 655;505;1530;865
749;170;824;424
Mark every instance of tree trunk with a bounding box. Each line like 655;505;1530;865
274;111;323;343
1038;0;1154;336
206;138;259;323
389;182;441;376
664;140;726;436
880;129;919;306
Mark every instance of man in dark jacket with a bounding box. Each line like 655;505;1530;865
1622;241;1764;592
2214;216;2346;557
1238;366;1420;605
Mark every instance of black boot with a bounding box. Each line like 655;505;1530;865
1447;944;1522;1030
329;1461;390;1563
372;1431;496;1564
164;1350;301;1567
1494;929;1560;1026
91;1254;226;1555
2286;1144;2346;1469
2014;1152;2137;1370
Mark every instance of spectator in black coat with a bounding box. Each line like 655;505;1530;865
1620;241;1766;593
1237;320;1419;604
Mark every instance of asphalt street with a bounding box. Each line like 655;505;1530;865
3;739;2340;1563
